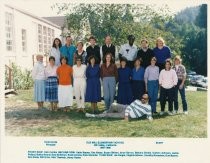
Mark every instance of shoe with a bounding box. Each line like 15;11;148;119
168;111;174;116
159;111;165;115
173;110;178;114
184;111;188;115
85;113;95;118
102;110;108;114
147;116;153;121
153;111;158;114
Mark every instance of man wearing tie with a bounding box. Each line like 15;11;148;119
119;35;138;69
100;35;116;63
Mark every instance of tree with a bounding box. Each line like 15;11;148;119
195;4;207;28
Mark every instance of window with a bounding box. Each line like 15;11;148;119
38;24;43;53
38;24;54;54
5;12;14;51
22;29;27;52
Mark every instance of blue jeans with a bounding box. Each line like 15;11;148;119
147;80;159;113
103;77;116;110
174;80;188;111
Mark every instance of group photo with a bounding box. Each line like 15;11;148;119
4;2;207;137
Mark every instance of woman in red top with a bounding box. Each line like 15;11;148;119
57;56;73;112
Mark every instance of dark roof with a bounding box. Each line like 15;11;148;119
42;16;66;28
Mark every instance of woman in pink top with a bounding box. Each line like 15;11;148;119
159;59;178;115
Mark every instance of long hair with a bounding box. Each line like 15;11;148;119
103;52;114;64
52;38;62;48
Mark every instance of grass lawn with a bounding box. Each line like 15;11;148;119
5;89;207;137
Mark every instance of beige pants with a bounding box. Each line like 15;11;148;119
74;78;86;109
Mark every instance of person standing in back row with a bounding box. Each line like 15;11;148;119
86;36;101;64
60;36;76;67
100;35;116;63
137;38;154;69
153;37;171;71
119;35;138;69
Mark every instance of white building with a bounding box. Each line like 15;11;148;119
1;4;62;70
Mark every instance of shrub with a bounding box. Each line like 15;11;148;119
11;64;33;90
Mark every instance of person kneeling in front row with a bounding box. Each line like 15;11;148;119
85;94;153;121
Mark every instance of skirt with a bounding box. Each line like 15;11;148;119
58;85;73;107
34;80;45;102
45;77;58;102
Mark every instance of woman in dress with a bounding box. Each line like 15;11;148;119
45;56;58;111
56;56;73;112
50;38;62;66
85;55;101;113
100;53;118;112
74;41;87;64
131;58;145;100
32;55;45;109
117;57;133;105
73;56;87;112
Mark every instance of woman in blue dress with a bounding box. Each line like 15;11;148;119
117;57;133;105
85;55;101;113
132;58;145;100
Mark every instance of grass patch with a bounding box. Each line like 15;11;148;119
5;89;207;137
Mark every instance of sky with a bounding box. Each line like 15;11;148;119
4;0;206;17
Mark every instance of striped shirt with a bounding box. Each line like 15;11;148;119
125;100;151;118
173;64;186;80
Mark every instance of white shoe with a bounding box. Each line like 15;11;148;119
184;111;188;115
173;110;178;114
159;111;165;115
102;110;108;114
85;113;95;118
168;111;174;116
147;116;153;121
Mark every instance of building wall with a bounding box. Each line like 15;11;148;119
4;5;62;70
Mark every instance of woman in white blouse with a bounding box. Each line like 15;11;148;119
73;56;87;112
50;38;62;66
45;56;58;111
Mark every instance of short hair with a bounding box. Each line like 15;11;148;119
76;41;84;47
75;55;82;62
174;55;182;62
88;55;97;64
151;57;157;62
89;36;96;42
36;54;43;60
134;57;143;65
165;59;172;66
141;38;148;44
66;35;71;40
127;35;135;40
120;56;127;63
49;56;55;62
103;52;114;64
105;35;111;39
156;37;165;47
60;56;68;65
52;38;62;48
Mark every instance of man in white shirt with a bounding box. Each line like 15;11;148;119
119;35;138;68
85;94;153;121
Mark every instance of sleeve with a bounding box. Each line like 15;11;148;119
32;64;38;80
167;46;172;59
144;67;149;84
182;66;187;78
114;64;118;81
56;67;60;78
86;66;89;78
159;70;163;85
173;70;178;86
